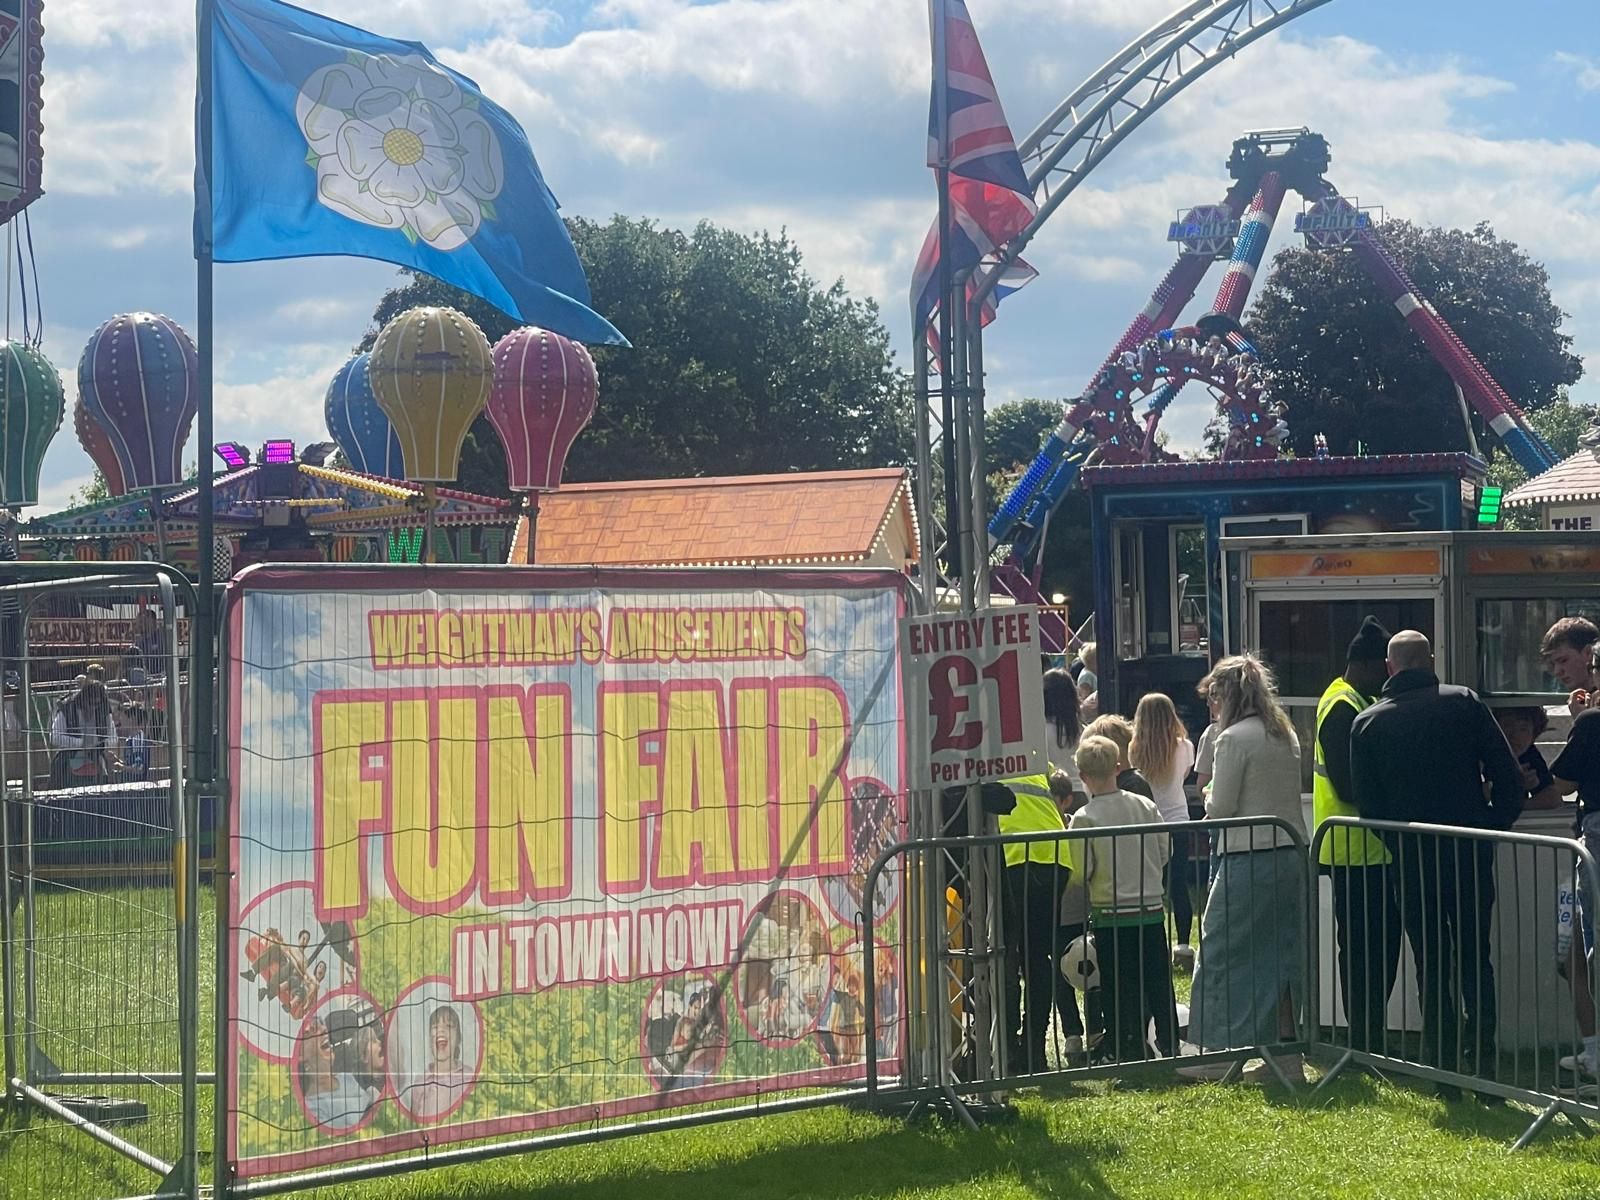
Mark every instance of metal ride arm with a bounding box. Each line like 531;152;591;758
987;176;1260;555
1311;180;1558;475
1140;170;1287;453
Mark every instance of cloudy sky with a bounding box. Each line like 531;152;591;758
18;0;1600;509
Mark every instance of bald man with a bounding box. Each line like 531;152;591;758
1349;631;1524;1085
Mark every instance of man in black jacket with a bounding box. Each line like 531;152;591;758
1350;630;1525;1081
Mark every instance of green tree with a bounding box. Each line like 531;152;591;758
1247;221;1582;458
1488;390;1598;529
64;469;111;510
362;216;914;495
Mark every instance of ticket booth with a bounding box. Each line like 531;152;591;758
1081;453;1485;725
1224;530;1600;1049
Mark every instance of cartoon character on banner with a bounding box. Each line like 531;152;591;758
236;882;360;1062
291;991;387;1136
643;971;729;1091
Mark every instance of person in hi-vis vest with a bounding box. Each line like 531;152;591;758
1315;615;1400;1053
997;764;1076;1073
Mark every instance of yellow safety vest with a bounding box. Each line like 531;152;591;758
1313;677;1389;866
996;772;1073;869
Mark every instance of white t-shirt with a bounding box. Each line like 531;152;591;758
1147;736;1195;824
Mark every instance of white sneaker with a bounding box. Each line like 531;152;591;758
1559;1050;1599;1079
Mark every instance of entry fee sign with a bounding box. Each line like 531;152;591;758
899;606;1047;786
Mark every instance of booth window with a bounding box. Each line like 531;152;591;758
1257;597;1437;793
1478;598;1600;695
1171;526;1208;656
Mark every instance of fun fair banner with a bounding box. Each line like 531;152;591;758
224;567;908;1177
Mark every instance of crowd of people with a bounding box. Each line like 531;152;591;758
987;615;1599;1095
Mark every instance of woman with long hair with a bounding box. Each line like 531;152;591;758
1130;693;1196;965
1043;668;1084;805
1179;654;1308;1083
48;664;121;787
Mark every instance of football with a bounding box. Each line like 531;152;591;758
1060;934;1099;990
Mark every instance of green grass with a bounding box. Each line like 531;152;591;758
10;1065;1600;1199
8;881;1600;1198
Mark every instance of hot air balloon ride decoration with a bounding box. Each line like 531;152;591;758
74;394;127;498
78;313;199;492
487;327;599;563
324;352;404;478
0;340;64;509
367;306;492;561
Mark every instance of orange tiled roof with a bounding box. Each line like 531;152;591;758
508;468;918;567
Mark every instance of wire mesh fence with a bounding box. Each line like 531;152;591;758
215;565;912;1195
0;566;199;1200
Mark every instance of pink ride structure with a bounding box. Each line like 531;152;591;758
989;130;1557;646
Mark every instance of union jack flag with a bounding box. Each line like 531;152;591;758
911;0;1036;336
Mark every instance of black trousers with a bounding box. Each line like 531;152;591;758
1096;919;1178;1062
1330;864;1401;1053
1391;834;1496;1071
1166;828;1195;946
1003;863;1075;1071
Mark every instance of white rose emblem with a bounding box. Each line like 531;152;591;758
296;52;504;251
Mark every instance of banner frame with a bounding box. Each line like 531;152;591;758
219;562;917;1182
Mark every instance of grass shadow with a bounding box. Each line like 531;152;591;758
370;1109;1130;1200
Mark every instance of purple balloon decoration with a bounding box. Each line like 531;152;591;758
78;312;199;491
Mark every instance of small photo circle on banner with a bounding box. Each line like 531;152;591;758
734;889;833;1047
641;970;729;1091
290;987;388;1137
387;977;485;1125
820;777;901;925
236;882;361;1063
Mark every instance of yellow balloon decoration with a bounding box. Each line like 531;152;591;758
368;306;493;482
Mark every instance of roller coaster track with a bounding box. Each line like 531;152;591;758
982;0;1337;303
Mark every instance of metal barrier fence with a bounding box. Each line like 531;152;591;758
862;815;1312;1112
0;564;200;1200
1310;816;1600;1147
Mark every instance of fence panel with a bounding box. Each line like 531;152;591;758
864;815;1311;1101
0;566;199;1200
216;565;912;1196
1311;816;1600;1145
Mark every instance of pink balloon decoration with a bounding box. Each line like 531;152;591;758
486;327;598;493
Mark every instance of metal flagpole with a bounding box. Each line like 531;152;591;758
194;5;222;1198
932;0;960;584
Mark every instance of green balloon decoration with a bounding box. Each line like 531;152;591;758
0;341;64;507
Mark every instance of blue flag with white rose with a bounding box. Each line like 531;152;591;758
200;0;627;346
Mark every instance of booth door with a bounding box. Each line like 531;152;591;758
1248;593;1441;794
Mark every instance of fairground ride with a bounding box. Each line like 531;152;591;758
914;1;1561;650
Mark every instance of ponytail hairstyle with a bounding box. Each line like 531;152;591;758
1042;668;1081;749
1130;692;1187;788
1209;653;1296;742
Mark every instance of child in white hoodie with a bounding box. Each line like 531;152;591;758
1070;736;1178;1062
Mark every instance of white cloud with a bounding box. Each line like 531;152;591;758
1555;52;1600;93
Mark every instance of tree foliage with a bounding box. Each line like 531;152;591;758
362;216;913;496
1247;221;1582;458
